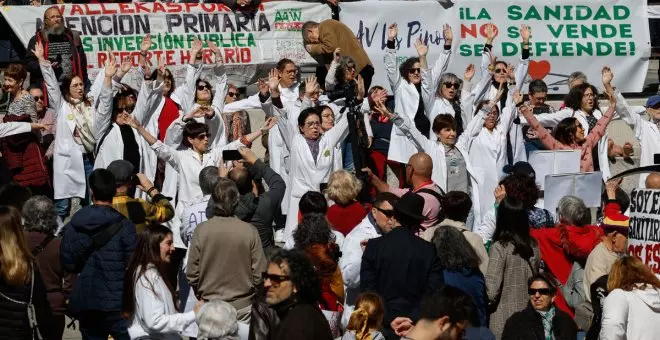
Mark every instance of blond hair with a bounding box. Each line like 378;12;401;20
325;170;362;205
607;256;660;292
346;292;385;340
0;206;32;286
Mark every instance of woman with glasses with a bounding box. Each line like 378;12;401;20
502;273;577;340
384;23;452;184
122;225;203;339
1;64;52;195
268;67;350;250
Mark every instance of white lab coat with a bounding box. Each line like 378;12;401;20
273;103;350;249
0;122;34;139
464;86;518;227
613;91;659;188
519;107;611;181
391;114;482;225
386;48;451;164
127;265;196;340
41;62;113;200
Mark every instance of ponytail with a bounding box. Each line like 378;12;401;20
346;308;373;340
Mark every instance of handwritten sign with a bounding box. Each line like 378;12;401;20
628;189;660;274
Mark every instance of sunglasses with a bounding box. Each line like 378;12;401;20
375;206;394;218
494;68;507;74
528;288;553;296
227;91;240;98
197;84;212;91
116;104;136;114
409;68;421;74
195;133;209;140
262;272;290;284
33;95;44;102
444;83;459;89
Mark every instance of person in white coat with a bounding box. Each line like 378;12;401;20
267;68;350;249
600;256;660;340
339;192;399;328
603;67;660;188
122;224;203;340
373;92;483;227
34;40;114;219
385;23;452;168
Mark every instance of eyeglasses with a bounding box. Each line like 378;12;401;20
262;272;290;285
227;91;239;98
116;104;136;114
197;84;212;91
444;83;459;90
409;68;421;74
305;121;321;127
494;68;507;74
33;95;44;102
375;206;394;218
528;288;553;296
195;133;209;140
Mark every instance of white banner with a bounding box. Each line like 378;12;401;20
0;2;331;88
628;188;660;274
340;0;650;94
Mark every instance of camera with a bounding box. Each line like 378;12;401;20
326;81;358;107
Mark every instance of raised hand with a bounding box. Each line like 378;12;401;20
190;38;203;63
122;113;141;129
120;56;132;74
370;88;388;105
140;34;152;53
238;146;258;164
485;23;498;44
374;100;394;120
387;23;398;42
494;184;506;204
207;40;221;58
32;41;45;62
443;24;453;45
513;89;523;105
464;64;475;81
520;24;531;43
157;56;166;77
262;116;278;131
105;54;118;78
493;81;505;103
606;88;617;107
333;48;341;63
414;37;428;57
605;177;623;199
268;68;280;92
602;66;613;86
304;75;318;96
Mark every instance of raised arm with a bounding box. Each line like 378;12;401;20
602;66;643;138
384;24;401;91
498;81;519;132
519;103;564;151
178;38;204;114
421;24;453;110
33;41;62;111
268;69;295;148
93;56;118;142
480;23;498;77
124;114;182;170
325;48;341;91
133;59;166;126
514;25;531;92
375;99;434;153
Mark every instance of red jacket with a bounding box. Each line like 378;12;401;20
531;224;603;317
2;114;50;188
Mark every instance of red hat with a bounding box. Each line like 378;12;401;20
601;202;630;236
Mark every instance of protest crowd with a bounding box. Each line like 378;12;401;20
1;1;660;340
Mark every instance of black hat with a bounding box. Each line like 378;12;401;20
503;161;535;179
394;192;426;222
107;160;134;185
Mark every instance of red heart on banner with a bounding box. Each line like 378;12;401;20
528;60;551;80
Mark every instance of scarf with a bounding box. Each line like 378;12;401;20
119;124;141;174
68;99;95;154
451;100;464;137
584;114;600;171
537;306;556;340
413;84;430;138
305;137;320;164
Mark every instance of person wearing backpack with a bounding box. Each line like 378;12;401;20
0;205;55;340
60;169;137;340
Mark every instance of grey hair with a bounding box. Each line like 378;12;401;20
199;166;220;196
335;56;357;85
568;72;587;87
196;300;239;340
557;195;590;226
211;178;240;217
436;73;462;98
22;195;58;234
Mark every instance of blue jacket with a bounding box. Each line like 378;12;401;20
443;268;488;328
60;205;136;314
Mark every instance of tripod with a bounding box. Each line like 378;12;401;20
341;97;372;203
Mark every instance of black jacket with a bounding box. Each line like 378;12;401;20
25;29;90;90
360;226;443;328
60;205;136;315
0;266;55;340
502;303;578;340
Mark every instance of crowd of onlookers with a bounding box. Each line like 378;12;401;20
0;3;660;340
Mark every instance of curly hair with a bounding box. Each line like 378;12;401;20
293;213;333;250
563;83;599;112
335;56;356;86
551;117;581;145
399;57;420;83
499;173;540;210
270;249;322;305
22;196;58;234
326;170;362;205
431;226;481;271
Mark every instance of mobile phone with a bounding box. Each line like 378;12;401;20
222;149;242;161
533;105;551;115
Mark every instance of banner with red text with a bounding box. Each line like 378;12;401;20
340;0;650;93
628;189;660;274
0;2;331;88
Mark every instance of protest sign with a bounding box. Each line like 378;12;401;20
543;172;602;213
339;0;650;93
628;189;660;274
0;2;331;88
528;150;581;190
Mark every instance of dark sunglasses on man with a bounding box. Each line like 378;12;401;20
116;104;136;114
528;288;552;296
33;95;44;102
409;68;421;74
262;272;290;285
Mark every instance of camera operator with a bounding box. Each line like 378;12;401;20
302;19;374;94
